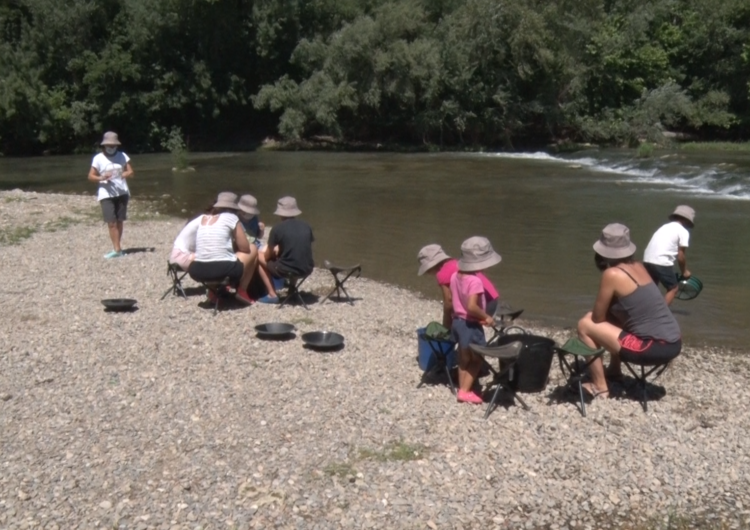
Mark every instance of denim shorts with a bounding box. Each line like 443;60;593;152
644;263;678;290
451;318;486;349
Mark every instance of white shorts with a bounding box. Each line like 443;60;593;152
169;248;194;271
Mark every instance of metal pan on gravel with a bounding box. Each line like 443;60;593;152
254;322;296;340
301;331;344;351
101;298;138;312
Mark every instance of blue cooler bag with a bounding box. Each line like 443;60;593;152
417;324;457;372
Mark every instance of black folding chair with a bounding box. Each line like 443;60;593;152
470;341;526;419
472;334;556;420
320;260;362;305
276;271;311;309
622;355;677;412
161;261;189;300
556;337;605;417
200;277;232;315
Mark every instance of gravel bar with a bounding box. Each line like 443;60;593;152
1;190;749;530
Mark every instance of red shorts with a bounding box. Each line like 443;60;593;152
618;331;681;365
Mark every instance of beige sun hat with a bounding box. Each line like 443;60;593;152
274;196;302;217
213;191;239;210
417;244;451;276
592;223;637;259
238;194;260;216
457;236;502;272
670;205;695;226
100;131;121;146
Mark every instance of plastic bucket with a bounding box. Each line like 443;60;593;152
495;334;556;392
675;274;703;301
417;327;457;372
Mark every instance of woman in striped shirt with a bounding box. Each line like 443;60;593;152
188;192;258;305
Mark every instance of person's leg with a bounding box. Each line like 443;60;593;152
664;286;679;305
457;346;474;392
577;312;624;395
256;261;276;298
236;248;258;293
107;222;121;252
114;195;128;253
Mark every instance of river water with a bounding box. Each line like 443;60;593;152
2;149;749;350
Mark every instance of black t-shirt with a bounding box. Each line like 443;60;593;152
268;218;314;275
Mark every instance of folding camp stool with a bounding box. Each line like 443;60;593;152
161;261;189;300
487;302;526;345
417;326;458;396
276;271;311;309
556;337;605;417
201;276;232;315
469;341;526;419
320;260;361;305
622;356;675;413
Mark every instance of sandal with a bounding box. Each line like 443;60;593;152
582;382;610;400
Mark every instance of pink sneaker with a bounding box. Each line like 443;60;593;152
457;390;483;404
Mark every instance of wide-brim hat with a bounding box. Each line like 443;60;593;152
274;196;302;217
670;205;695;226
417;244;451;276
593;223;637;259
458;236;502;272
213;191;239;210
100;131;121;146
238;194;260;215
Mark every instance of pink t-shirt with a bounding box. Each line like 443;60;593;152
435;259;499;302
450;272;485;321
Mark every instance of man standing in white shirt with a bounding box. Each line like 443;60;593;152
643;205;695;305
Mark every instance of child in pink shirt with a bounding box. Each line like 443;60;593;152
417;244;500;329
449;237;502;404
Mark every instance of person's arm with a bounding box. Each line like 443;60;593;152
676;247;690;278
592;269;618;323
88;166;107;183
466;293;493;326
234;222;251;254
121;162;134;179
440;285;453;329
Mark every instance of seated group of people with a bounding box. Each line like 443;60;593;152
417;205;694;405
169;192;314;305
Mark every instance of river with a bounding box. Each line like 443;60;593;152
2;148;749;350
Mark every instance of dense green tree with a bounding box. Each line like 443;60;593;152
0;0;749;154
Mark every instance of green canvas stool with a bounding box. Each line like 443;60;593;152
557;337;605;417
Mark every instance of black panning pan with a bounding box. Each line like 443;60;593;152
101;298;138;312
301;331;344;351
254;322;295;340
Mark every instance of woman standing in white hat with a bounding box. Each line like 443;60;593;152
87;131;134;259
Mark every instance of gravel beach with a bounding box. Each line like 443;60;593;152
1;190;749;530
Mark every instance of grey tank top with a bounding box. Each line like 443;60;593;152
608;267;681;343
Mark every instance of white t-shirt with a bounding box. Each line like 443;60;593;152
91;151;131;200
643;221;690;266
172;217;202;253
194;212;239;262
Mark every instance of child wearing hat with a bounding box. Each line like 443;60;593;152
450;236;502;404
417;244;500;329
643;205;695;305
87;131;134;259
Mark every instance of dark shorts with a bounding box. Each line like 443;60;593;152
644;263;678;290
451;318;487;350
618;331;681;365
100;194;129;223
266;260;304;279
188;260;243;285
